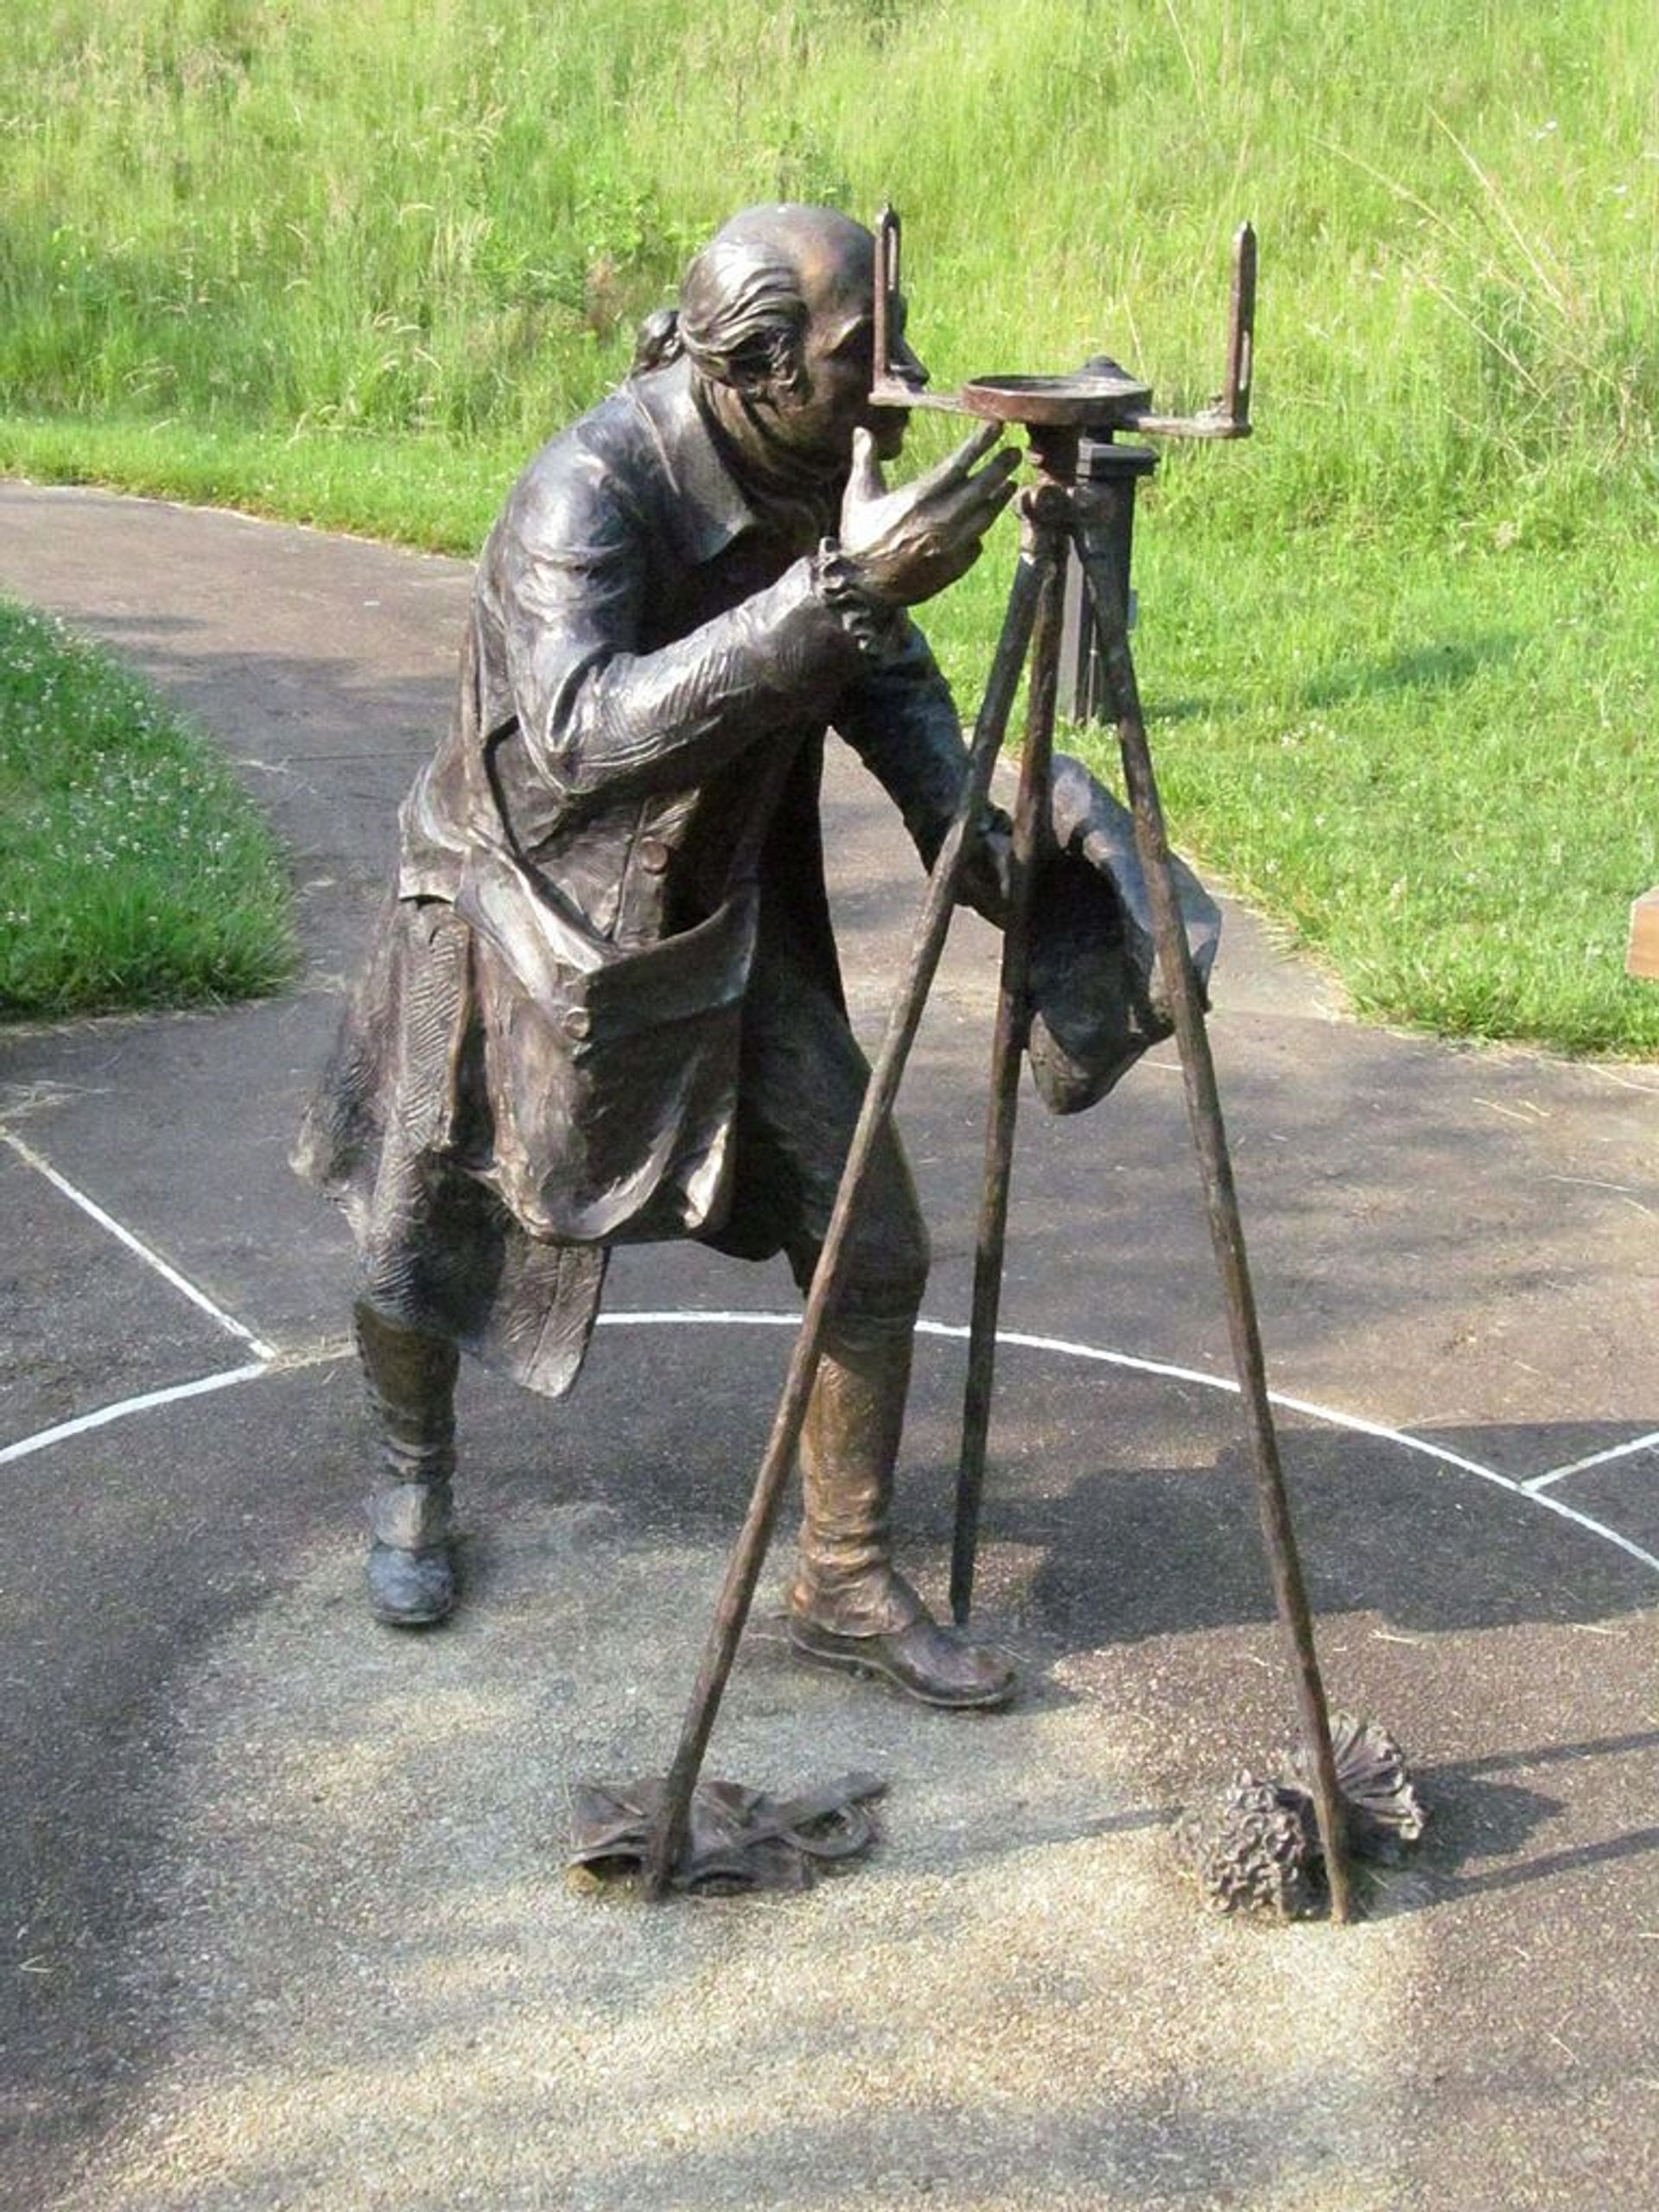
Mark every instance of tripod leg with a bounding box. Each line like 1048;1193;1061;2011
950;517;1068;1625
1071;524;1354;1923
641;548;1047;1899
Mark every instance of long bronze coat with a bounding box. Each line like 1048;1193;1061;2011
296;357;974;1395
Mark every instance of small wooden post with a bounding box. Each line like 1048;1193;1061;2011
1627;889;1659;981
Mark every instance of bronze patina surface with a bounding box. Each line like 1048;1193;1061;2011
296;205;1021;1703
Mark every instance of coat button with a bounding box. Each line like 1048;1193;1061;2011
562;1007;592;1041
636;836;671;874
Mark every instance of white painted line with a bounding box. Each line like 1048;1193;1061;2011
597;1308;1659;1573
1526;1428;1659;1491
599;1311;1516;1487
1522;1493;1659;1575
0;1344;353;1471
0;1363;270;1468
3;1301;1650;1576
0;1126;276;1359
599;1309;801;1333
929;1324;1525;1490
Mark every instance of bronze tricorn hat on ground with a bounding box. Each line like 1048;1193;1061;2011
1025;751;1223;1114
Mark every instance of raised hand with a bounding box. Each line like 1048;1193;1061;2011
839;422;1020;606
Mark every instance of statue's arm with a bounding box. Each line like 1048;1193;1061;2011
491;459;868;803
834;626;1012;925
832;622;968;861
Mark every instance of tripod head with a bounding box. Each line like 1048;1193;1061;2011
869;206;1255;442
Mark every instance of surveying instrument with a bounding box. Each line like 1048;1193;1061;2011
626;210;1358;1918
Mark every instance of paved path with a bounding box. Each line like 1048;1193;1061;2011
2;482;1656;2210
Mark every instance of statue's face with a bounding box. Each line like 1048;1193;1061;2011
766;220;927;466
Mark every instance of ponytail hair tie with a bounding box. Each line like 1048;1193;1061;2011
630;307;683;377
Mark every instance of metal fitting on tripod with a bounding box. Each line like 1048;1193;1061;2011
1020;481;1073;528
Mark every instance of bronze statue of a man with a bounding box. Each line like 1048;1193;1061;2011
296;204;1020;1707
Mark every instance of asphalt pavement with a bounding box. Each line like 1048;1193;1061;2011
2;481;1656;2211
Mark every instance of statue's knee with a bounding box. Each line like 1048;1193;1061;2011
842;1206;930;1325
353;1298;459;1435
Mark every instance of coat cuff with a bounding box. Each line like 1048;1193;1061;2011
811;540;909;664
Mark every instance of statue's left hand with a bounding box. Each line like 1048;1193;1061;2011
957;804;1014;929
839;423;1020;607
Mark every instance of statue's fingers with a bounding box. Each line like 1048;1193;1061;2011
966;447;1022;502
915;419;1007;495
935;462;1020;537
938;452;1020;529
844;427;887;509
972;458;1022;512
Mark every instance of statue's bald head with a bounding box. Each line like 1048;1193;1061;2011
675;204;874;397
628;203;914;469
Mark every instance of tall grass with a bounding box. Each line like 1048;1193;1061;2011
0;597;296;1016
5;0;1656;530
3;1;1656;1051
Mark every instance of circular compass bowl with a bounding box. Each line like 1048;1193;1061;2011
959;372;1153;426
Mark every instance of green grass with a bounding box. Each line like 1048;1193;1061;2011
0;598;296;1018
2;0;1656;1052
0;414;511;554
1119;531;1659;1054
